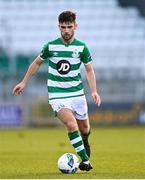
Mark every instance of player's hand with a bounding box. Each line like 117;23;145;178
12;82;26;96
92;92;101;107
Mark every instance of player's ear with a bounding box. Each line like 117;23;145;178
74;23;78;30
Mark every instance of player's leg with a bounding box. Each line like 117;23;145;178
72;96;93;171
72;96;91;158
77;118;91;158
57;108;89;163
50;98;92;171
76;118;92;171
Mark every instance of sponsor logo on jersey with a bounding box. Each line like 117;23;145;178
57;60;71;75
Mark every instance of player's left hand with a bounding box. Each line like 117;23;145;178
92;92;101;107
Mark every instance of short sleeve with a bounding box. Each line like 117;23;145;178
39;43;49;61
81;44;92;64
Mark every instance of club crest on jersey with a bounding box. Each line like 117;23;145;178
72;49;79;58
57;60;71;75
53;52;58;56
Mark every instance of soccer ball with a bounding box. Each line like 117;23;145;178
57;153;79;174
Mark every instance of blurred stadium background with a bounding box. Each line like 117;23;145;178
0;0;145;128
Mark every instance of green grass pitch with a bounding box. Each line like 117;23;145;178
0;126;144;179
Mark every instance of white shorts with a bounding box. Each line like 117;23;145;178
49;96;88;120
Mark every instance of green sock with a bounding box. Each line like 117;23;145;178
81;131;91;158
68;130;89;161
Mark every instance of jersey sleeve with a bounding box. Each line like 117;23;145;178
81;44;92;64
39;43;49;61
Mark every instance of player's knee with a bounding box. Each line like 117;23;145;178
84;123;90;130
66;120;78;132
80;124;90;135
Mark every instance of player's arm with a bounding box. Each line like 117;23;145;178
84;63;101;106
12;56;42;96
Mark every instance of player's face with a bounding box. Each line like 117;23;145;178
59;22;77;42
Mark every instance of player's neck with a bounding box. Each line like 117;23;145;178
61;36;75;45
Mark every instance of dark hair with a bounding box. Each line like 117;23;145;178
58;11;76;23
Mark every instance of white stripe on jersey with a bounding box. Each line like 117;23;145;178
48;89;84;100
49;44;84;52
47;79;82;88
49;57;81;64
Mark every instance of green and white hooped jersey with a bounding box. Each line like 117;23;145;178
39;38;92;100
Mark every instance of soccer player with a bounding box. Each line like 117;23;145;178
12;11;101;171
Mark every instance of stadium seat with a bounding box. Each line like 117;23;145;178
15;54;31;73
0;53;10;73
